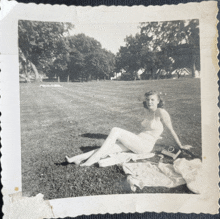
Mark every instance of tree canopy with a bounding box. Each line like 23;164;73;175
116;19;200;79
18;21;115;82
19;19;199;82
18;20;74;82
65;34;115;81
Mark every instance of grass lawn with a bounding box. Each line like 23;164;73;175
20;78;201;199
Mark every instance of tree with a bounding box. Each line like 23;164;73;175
18;20;74;82
116;19;200;80
66;34;101;81
66;34;115;81
139;19;200;77
116;32;168;80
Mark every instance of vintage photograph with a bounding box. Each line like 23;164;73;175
19;18;201;200
2;1;218;217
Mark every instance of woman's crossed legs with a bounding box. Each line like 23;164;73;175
66;127;154;166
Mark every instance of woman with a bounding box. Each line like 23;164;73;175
66;91;192;166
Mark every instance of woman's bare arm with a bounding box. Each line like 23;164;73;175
159;109;192;150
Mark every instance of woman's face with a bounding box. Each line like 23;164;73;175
145;94;159;110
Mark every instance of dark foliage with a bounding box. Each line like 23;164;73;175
116;19;200;79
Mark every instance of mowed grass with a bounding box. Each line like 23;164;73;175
20;79;201;199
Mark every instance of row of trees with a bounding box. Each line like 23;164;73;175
19;20;115;82
19;19;200;82
116;19;200;80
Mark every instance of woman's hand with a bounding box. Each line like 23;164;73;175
180;145;193;150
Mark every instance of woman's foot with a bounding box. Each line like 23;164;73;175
65;156;81;165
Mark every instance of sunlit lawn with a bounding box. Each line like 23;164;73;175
20;78;201;199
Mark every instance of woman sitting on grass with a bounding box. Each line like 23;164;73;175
66;91;192;167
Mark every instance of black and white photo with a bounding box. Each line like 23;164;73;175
1;1;219;218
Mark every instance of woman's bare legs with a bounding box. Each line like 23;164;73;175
66;149;98;165
80;127;150;167
66;141;129;164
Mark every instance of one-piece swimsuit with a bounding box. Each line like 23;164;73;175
137;111;163;151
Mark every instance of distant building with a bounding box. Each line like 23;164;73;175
171;68;192;78
110;69;126;80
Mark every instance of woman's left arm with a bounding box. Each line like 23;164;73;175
159;109;192;150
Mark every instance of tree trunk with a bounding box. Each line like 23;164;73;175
192;57;196;78
150;68;154;79
87;74;92;81
177;69;180;78
156;69;161;80
67;74;69;82
22;61;31;82
23;62;28;77
58;76;60;82
29;61;41;82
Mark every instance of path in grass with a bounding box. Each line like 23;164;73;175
20;79;201;199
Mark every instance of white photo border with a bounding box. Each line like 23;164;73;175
1;1;219;217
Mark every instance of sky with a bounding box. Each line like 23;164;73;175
69;22;141;54
65;5;196;55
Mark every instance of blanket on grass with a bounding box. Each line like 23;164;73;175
123;158;202;193
98;153;202;193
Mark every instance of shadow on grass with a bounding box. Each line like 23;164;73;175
43;78;59;82
54;146;101;166
80;133;108;139
54;161;69;166
80;145;101;153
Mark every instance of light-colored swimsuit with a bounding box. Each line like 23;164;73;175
137;112;163;152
